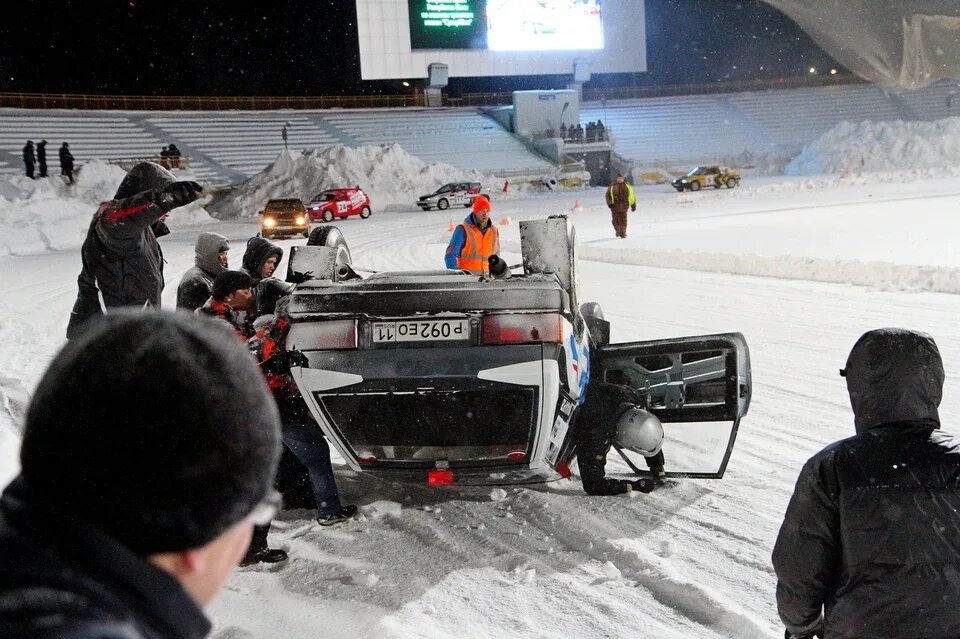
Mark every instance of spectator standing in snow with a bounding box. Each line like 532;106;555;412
444;194;500;276
773;328;960;639
59;141;74;184
66;162;202;339
605;173;636;239
573;381;666;495
177;232;230;311
36;139;48;178
247;295;359;527
22;140;35;179
0;311;282;639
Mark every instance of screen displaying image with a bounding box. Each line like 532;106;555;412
486;0;603;51
409;0;488;50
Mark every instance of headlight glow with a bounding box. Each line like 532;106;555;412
262;217;276;228
295;216;305;225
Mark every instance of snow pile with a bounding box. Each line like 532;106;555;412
205;144;500;219
786;117;960;175
0;161;215;257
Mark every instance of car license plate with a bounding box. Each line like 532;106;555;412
372;319;469;343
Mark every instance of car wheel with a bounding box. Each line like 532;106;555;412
322;210;334;223
689;181;701;192
359;206;371;219
437;198;449;210
306;226;352;268
726;177;739;188
713;181;722;189
463;202;472;208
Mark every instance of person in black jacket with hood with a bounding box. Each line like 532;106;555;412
240;235;285;316
66;162;202;339
37;139;48;178
772;328;957;639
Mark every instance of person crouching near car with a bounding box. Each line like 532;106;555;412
444;194;500;276
773;328;960;639
0;311;282;638
247;290;359;527
574;380;667;495
177;232;230;312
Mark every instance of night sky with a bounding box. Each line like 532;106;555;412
1;1;842;96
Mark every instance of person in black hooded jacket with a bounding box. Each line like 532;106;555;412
66;162;202;339
772;328;958;639
240;235;284;316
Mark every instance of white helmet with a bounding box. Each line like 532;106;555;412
615;406;664;457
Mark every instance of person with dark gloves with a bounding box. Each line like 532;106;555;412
196;270;288;566
248;297;359;527
444;194;500;276
605;173;635;239
66;162;202;339
0;311;282;639
573;380;666;495
177;232;230;311
773;328;960;639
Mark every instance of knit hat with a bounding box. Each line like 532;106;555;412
114;161;177;199
212;269;253;301
19;311;281;555
472;194;491;214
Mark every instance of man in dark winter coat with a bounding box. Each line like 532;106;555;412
66;162;202;339
241;235;284;315
197;270;256;339
59;141;74;183
772;328;958;639
0;311;282;639
22;140;35;179
574;381;666;495
37;139;48;177
177;232;230;311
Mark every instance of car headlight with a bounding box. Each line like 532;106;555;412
295;216;305;225
262;217;276;228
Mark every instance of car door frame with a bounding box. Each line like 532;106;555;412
593;332;751;479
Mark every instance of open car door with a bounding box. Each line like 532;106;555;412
595;332;751;479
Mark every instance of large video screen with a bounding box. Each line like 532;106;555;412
408;0;603;51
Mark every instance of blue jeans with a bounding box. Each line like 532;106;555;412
282;418;343;516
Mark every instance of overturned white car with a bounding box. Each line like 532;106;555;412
283;217;752;485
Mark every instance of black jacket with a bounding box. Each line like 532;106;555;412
240;236;282;288
22;143;35;164
772;329;958;639
66;163;177;339
176;232;229;311
0;478;211;639
59;144;74;170
574;382;662;495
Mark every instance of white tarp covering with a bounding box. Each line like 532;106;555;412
764;1;960;91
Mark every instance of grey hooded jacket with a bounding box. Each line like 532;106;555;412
176;232;229;311
772;328;959;639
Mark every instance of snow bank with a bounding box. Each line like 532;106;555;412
786;117;960;175
575;244;960;294
0;161;215;257
205;144;500;219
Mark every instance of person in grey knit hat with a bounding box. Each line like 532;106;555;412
0;311;282;639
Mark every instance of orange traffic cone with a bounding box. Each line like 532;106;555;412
499;215;511;226
448;218;455;232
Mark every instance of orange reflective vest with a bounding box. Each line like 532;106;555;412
456;221;500;275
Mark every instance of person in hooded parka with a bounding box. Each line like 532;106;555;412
66;162;202;339
240;235;285;316
772;328;960;639
177;232;230;312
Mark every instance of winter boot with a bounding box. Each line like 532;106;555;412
240;546;288;566
316;504;358;527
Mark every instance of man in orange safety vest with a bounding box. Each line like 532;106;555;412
444;194;500;276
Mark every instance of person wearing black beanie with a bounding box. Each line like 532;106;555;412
0;311;282;639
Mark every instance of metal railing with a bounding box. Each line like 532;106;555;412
0;75;866;112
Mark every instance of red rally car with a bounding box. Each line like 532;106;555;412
307;187;372;223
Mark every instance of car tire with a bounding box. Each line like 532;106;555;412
322;210;334;223
463;202;472;208
726;177;739;188
359;206;371;219
689;181;701;192
713;181;722;189
437;198;449;210
306;226;352;267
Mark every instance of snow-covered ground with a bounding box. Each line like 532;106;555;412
2;126;959;638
